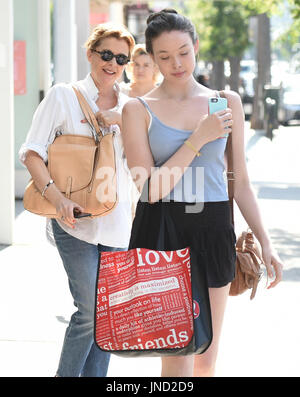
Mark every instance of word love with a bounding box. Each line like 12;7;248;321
135;247;190;268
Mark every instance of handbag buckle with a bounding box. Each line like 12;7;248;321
91;126;100;143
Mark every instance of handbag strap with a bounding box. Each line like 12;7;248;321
72;86;104;141
218;90;235;227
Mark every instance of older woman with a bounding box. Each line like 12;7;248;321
120;44;160;97
19;23;135;377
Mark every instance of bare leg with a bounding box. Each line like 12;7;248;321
161;355;194;377
193;283;230;377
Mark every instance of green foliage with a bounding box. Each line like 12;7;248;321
183;0;282;62
238;0;281;16
290;0;300;19
186;1;250;61
272;0;300;60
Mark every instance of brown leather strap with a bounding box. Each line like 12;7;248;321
219;90;234;226
72;86;103;139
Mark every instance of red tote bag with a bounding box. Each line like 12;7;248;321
94;247;212;357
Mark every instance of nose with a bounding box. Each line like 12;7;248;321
107;57;117;66
172;56;182;69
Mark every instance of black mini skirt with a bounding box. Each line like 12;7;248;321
128;200;236;288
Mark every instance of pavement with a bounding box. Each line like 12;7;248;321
1;122;300;378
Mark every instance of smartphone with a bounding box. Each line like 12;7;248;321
209;97;229;138
73;209;92;218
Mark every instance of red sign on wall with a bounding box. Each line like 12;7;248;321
89;13;109;26
14;40;26;95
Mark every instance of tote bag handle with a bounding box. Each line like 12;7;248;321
72;86;104;142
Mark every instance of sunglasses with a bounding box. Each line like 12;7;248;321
92;49;130;66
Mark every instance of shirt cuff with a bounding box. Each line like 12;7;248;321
19;142;48;165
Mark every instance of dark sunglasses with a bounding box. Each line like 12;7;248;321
91;49;130;66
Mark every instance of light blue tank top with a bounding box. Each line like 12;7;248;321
137;96;229;203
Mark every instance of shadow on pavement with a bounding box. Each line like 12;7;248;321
256;185;300;200
282;267;300;281
245;131;265;152
269;228;300;282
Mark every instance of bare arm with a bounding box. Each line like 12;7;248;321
122;98;232;202
24;150;84;228
225;90;283;288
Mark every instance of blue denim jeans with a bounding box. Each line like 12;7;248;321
51;219;125;377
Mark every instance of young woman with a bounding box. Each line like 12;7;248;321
120;44;160;98
19;23;135;377
122;9;283;377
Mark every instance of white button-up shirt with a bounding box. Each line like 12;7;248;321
19;73;133;248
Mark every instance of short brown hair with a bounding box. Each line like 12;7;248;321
85;22;135;57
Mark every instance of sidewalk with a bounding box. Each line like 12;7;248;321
1;123;300;377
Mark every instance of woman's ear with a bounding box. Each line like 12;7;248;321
87;49;92;63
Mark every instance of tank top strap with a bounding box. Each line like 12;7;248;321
136;96;154;115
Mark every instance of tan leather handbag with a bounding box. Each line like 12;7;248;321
231;230;264;300
23;87;117;218
220;90;264;300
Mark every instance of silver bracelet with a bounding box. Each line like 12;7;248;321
41;179;54;197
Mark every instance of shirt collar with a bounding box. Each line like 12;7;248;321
82;73;121;110
83;73;99;102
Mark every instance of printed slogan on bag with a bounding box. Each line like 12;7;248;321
95;248;195;352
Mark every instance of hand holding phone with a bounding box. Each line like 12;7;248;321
208;97;230;138
73;209;92;218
